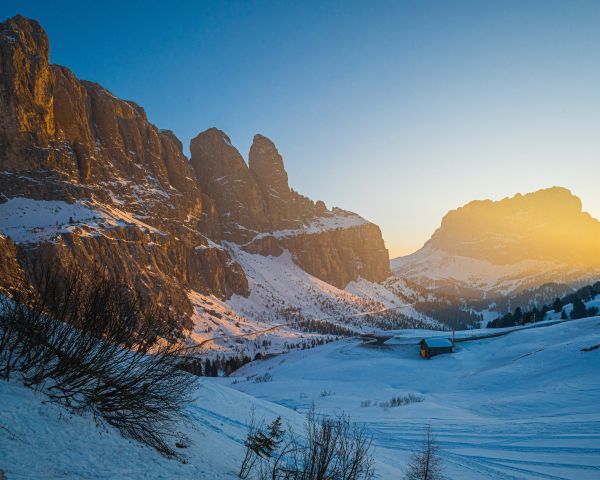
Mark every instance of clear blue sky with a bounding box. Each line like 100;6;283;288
3;1;600;256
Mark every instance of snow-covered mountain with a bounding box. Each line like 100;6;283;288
392;187;600;317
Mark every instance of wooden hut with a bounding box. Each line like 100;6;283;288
420;337;453;359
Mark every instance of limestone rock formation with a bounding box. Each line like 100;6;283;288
427;187;600;266
190;128;390;287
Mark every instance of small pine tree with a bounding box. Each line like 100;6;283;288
239;415;284;478
404;425;443;480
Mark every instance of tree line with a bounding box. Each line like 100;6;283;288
487;281;600;328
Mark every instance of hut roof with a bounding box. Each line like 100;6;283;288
422;337;453;348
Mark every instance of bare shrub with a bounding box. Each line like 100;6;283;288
404;425;443;480
253;373;273;383
0;262;199;458
379;393;424;409
240;408;374;480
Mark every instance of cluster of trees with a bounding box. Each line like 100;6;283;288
182;354;253;377
293;319;356;337
414;302;483;330
0;263;198;458
487;281;600;329
354;310;437;331
283;336;338;351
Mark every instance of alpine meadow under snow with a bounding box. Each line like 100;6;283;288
2;315;600;479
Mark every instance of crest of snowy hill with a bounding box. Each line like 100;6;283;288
391;187;600;322
0;15;406;353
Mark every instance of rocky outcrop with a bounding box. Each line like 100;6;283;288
190;129;390;287
190;128;267;241
248;134;315;226
279;221;390;287
0;16;55;171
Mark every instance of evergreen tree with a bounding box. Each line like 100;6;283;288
560;309;568;320
513;307;523;324
571;297;587;320
553;298;563;313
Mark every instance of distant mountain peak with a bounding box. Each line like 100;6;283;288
392;187;600;306
426;187;599;266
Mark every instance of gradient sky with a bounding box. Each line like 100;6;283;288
3;1;600;257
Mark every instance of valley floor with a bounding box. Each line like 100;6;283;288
1;317;599;479
231;316;600;479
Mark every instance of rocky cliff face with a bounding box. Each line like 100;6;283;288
0;16;247;332
190;129;389;288
0;15;390;333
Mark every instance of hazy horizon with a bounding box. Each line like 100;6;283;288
3;1;600;257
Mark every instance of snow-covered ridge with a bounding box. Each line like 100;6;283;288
0;197;161;244
391;244;590;294
251;209;369;242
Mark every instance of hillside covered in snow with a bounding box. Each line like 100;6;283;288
2;313;600;479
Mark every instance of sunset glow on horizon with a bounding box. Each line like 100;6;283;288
4;0;599;259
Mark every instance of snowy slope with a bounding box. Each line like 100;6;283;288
391;244;591;297
0;377;303;480
2;316;599;479
232;316;600;479
0;197;161;243
187;244;441;357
